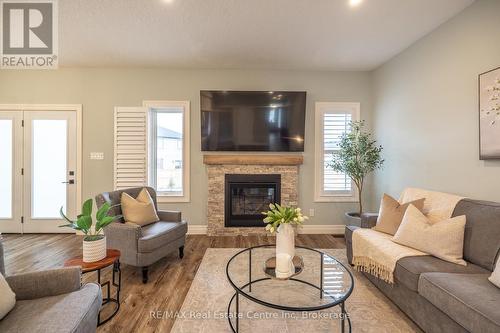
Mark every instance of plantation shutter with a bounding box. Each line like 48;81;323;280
114;107;148;190
323;112;352;194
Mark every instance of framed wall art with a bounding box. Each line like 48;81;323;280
479;66;500;159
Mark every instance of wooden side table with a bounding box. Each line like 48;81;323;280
65;249;121;326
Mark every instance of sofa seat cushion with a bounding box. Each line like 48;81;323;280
395;255;489;292
0;283;101;333
139;221;187;253
419;273;500;333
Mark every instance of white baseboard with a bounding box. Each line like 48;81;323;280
186;224;345;235
187;225;208;235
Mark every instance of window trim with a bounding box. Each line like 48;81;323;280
143;100;190;203
314;102;360;203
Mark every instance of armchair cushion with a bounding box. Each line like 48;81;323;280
139;221;188;253
0;283;102;333
6;267;81;300
121;188;159;226
96;187;158;223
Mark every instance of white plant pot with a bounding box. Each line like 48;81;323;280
83;236;107;263
275;223;295;276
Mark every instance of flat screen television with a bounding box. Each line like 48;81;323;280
201;90;306;151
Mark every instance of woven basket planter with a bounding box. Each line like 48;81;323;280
83;236;107;263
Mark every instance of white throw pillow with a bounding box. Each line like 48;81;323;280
392;204;467;265
0;273;16;319
489;256;500;288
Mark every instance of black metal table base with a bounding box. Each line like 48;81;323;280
226;246;353;333
227;283;352;333
94;260;122;326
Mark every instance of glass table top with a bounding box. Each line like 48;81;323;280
226;245;354;311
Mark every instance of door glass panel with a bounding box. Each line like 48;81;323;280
0;120;13;218
32;120;67;218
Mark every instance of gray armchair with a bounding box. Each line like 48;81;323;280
0;237;102;333
95;187;187;283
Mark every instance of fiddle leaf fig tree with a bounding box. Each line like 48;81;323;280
328;120;384;216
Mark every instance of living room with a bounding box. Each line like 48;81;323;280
0;0;499;332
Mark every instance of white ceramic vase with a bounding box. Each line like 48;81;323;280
83;236;107;263
275;223;295;276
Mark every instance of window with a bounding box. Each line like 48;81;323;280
156;158;164;169
144;101;190;202
314;102;360;202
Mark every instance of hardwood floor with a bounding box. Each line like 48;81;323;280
2;233;345;333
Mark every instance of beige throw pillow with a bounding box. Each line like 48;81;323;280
373;194;425;235
121;188;159;226
392;205;467;265
0;273;16;319
489;256;500;288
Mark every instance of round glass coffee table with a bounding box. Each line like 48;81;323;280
226;245;354;333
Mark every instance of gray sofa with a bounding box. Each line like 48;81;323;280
345;198;500;333
96;187;188;283
0;237;102;333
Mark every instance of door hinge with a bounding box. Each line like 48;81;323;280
21;120;24;127
21;168;24;175
21;216;24;224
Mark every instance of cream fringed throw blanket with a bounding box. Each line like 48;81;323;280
353;188;465;284
352;229;427;283
399;187;464;223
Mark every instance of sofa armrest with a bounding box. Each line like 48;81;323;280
361;213;378;228
104;222;142;251
157;210;182;222
6;266;81;300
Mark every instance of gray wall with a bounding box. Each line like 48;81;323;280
0;68;372;225
371;0;500;209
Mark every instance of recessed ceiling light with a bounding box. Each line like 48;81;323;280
162;0;174;4
349;0;363;7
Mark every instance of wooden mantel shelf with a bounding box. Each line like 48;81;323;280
203;154;303;165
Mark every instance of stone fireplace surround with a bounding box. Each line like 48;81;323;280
204;155;302;236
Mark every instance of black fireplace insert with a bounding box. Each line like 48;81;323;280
225;174;281;227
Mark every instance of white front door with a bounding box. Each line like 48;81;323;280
0;112;23;233
0;110;78;233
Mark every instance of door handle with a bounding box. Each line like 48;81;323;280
62;180;75;184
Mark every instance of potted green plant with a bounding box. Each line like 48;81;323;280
328;120;383;225
262;203;308;277
59;199;120;263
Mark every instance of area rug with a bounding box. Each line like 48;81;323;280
171;248;421;333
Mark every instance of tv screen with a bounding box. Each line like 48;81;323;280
201;91;306;151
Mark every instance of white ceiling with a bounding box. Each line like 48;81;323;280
59;0;474;70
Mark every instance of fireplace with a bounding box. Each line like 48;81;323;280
225;174;281;227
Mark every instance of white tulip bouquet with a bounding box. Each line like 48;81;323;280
262;203;308;233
